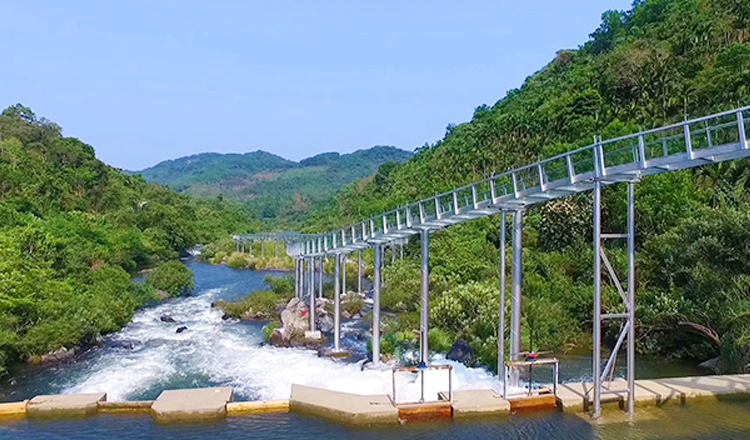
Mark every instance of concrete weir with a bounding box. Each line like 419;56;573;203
2;374;750;426
151;387;234;422
27;393;106;418
289;384;399;426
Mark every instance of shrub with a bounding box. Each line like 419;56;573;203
264;275;295;296
227;253;249;269
215;290;286;320
146;261;195;296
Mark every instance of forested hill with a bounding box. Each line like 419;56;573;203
301;0;750;373
0;104;258;375
134;146;412;224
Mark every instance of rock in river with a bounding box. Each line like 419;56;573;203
446;339;474;365
160;314;176;323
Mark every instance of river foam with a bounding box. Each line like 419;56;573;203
62;265;503;402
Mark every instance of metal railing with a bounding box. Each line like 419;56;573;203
288;106;750;256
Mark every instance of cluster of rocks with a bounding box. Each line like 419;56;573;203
268;297;336;349
161;314;188;333
27;346;80;365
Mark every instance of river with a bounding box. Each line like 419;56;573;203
3;259;750;439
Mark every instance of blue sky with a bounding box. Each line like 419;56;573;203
0;1;633;170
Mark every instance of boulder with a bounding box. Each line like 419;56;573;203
176;326;188;334
27;346;78;365
160;314;176;323
318;314;334;334
446;340;474;365
155;290;171;301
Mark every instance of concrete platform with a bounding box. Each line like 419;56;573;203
26;393;106;418
226;399;289;416
439;390;511;419
151;387;233;422
290;384;399;426
557;374;750;412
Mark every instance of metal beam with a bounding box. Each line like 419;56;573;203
308;258;315;332
627;181;636;414
420;228;430;365
498;211;507;379
373;244;382;365
593;180;602;418
509;209;523;388
358;250;363;294
334;253;341;351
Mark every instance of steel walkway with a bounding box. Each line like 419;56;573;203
286;106;750;256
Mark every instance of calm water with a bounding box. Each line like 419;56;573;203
4;402;750;440
2;258;732;439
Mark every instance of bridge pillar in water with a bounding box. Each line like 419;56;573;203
308;258;315;332
373;244;382;365
357;250;362;294
334;253;341;351
318;256;323;299
420;228;430;364
509;209;524;388
294;259;300;299
342;253;347;295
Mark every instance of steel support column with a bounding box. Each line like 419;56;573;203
391;245;396;263
498;211;507;378
308;258;315;332
509;209;523;388
593;180;602;418
373;245;382;365
420;229;430;365
627;182;636;414
295;259;300;298
318;256;323;299
261;241;265;258
275;241;278;257
334;253;341;351
342;254;347;296
358;250;362;294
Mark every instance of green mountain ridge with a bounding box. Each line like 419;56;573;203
134;146;412;224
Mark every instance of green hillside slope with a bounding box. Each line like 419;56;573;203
0;104;258;375
135;146;412;225
303;0;750;372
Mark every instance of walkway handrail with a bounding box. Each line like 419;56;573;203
287;105;750;257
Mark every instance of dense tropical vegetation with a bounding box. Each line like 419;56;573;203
299;0;750;373
0;104;258;375
135;147;412;225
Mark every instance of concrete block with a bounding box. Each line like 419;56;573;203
226;399;289;416
27;393;106;418
151;387;233;422
440;389;510;419
97;401;153;414
290;384;399;426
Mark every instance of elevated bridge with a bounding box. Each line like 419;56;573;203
247;106;750;417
